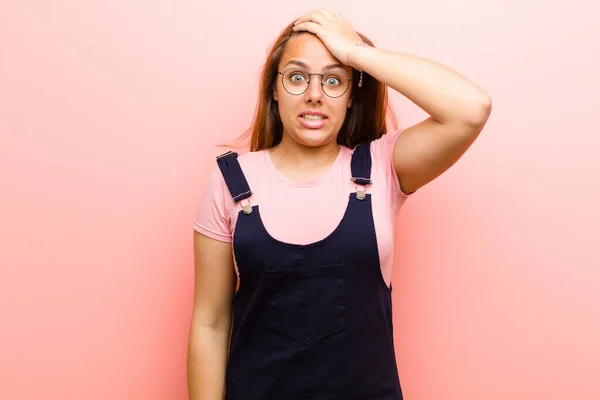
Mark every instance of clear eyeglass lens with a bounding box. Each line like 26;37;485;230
282;70;349;97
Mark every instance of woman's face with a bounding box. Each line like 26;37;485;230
274;33;353;148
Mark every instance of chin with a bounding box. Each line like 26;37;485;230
294;130;337;148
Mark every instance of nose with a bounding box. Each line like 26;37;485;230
304;74;324;103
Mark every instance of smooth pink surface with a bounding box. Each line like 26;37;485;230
1;1;599;399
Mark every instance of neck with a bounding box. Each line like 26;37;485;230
269;135;340;182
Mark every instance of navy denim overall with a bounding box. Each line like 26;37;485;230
216;143;403;400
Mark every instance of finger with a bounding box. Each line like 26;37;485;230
294;11;328;26
318;8;338;20
292;21;323;36
313;8;345;21
294;14;326;26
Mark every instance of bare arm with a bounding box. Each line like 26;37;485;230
293;9;493;194
187;231;237;400
349;46;492;194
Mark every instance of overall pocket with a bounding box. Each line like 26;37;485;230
264;263;346;345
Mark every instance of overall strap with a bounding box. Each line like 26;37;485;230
216;151;253;203
351;142;372;186
350;142;372;200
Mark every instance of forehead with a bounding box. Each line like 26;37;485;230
280;34;349;72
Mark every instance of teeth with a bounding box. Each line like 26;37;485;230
302;115;324;121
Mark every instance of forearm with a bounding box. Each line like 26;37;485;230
187;324;231;400
349;45;491;125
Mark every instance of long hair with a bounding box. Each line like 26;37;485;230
230;20;397;151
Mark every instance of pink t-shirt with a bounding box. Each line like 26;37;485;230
194;129;411;287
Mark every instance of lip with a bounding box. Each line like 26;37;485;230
298;111;329;118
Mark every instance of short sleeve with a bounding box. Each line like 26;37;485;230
370;128;413;199
193;165;233;242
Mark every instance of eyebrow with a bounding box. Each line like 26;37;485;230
284;60;346;72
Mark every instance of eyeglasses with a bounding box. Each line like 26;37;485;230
277;68;352;98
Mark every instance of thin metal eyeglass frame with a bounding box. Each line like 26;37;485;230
277;69;353;98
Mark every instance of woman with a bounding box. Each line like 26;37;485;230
188;8;491;400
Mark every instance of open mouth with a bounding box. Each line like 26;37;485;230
301;114;326;121
298;114;328;129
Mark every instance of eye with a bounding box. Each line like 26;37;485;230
324;76;341;86
290;73;307;82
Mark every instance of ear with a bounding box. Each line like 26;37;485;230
347;97;352;108
273;90;278;102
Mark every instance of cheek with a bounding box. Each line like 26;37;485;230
277;97;298;119
332;102;350;122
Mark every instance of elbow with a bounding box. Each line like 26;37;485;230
463;93;492;127
479;92;493;118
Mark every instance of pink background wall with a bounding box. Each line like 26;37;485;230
1;1;598;399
